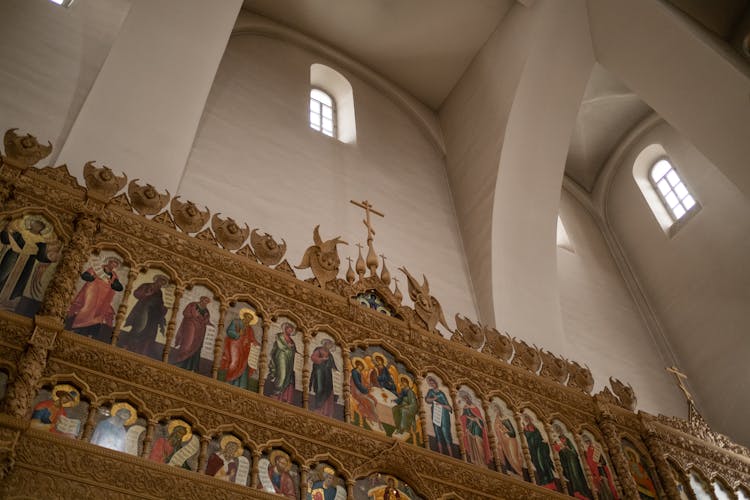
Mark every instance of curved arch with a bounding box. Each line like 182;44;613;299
306;455;351;481
150;409;206;436
225;295;268;323
182;278;224;303
347;339;421;376
231;15;445;155
308;323;347;349
89;242;136;268
95;391;153;421
134;261;182;287
257;438;305;465
0;207;73;242
35;373;94;403
269;309;308;333
310;65;355;143
207;426;254;450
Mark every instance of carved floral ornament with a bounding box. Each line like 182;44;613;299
1;128;749;498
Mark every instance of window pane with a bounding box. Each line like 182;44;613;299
737;489;750;500
322;117;332;130
322;105;332;119
673;204;686;219
310;89;332;106
665;191;679;208
683;195;695;210
310;100;320;113
674;183;688;199
657;179;671;195
667;170;680;186
651;159;672;181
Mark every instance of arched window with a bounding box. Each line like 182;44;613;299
632;144;700;236
309;88;336;138
649;159;696;221
310;64;356;143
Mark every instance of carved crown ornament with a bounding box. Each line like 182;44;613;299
0;128;748;498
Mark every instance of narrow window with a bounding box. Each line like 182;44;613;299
49;0;75;6
649;159;696;221
309;89;335;138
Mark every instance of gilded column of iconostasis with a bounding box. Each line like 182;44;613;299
0;129;749;500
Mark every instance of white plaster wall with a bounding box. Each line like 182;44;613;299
607;121;750;445
0;0;131;161
179;33;477;331
557;188;685;417
439;0;594;353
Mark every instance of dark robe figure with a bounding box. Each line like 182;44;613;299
552;425;592;500
522;414;557;489
309;338;338;417
0;217;58;316
265;322;298;403
169;296;212;372
119;275;169;359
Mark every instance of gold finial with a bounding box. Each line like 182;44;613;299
380;254;391;285
350;200;384;277
355;243;366;279
346;256;356;284
393;277;403;303
666;366;695;406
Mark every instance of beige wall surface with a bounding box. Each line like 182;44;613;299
557;189;685;417
607;121;750;445
179;33;477;332
0;0;131;161
440;0;594;353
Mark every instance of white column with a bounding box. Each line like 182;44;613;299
57;0;242;192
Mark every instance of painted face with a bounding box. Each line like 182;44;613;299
427;378;437;388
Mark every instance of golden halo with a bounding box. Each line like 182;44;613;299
350;356;365;369
238;308;258;325
167;419;193;442
220;435;243;457
51;384;80;408
371;352;387;366
399;375;412;386
322;466;335;476
269;449;290;467
23;214;53;236
110;402;137;426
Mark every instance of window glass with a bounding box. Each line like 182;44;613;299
649;159;696;222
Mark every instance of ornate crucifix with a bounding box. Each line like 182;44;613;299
666;366;695;405
350;199;384;245
350;200;384;277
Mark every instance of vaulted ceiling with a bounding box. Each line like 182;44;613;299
242;0;515;109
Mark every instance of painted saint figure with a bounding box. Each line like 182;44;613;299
582;434;618;500
552;422;592;500
169;295;213;372
424;376;455;457
491;402;524;477
206;435;242;482
458;390;492;468
392;375;419;440
30;385;81;437
265;450;297;499
309;338;338;417
66;256;124;342
265;322;298;403
90;404;136;453
119;274;170;359
522;413;557;489
372;352;397;395
623;443;657;500
149;421;194;470
0;215;60;316
350;358;381;431
307;465;343;500
219;308;260;390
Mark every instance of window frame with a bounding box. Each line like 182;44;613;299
647;156;700;232
309;87;337;139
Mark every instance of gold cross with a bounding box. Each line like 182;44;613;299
666;366;695;405
350;199;384;243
